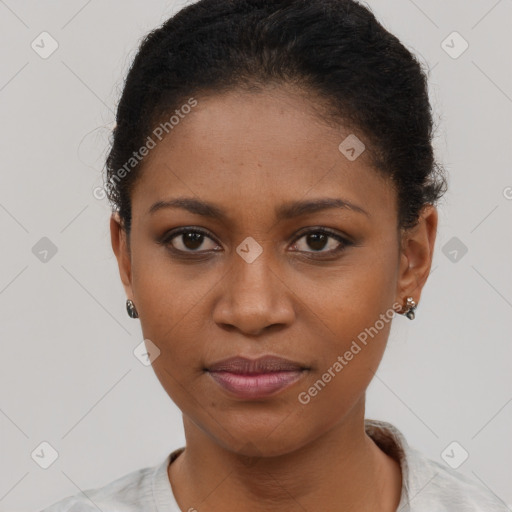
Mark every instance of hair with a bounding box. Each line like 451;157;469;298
105;0;447;238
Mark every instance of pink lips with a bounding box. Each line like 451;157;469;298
207;355;307;399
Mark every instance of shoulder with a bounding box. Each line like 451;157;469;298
365;419;508;512
39;458;164;512
404;444;508;512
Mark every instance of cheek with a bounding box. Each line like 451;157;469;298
294;312;393;433
294;244;398;406
130;239;217;353
293;238;398;346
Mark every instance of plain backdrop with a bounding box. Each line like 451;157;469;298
0;1;511;510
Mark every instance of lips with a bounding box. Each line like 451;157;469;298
207;355;306;373
206;355;308;399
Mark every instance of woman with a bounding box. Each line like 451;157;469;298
41;0;507;510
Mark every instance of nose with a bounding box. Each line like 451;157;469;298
212;249;295;337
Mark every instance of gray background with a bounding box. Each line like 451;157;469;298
0;0;511;510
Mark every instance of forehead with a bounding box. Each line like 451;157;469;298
131;87;396;225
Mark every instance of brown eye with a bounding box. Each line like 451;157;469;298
291;229;352;255
303;232;329;251
163;228;220;253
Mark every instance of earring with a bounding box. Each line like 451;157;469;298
126;299;139;319
403;297;417;320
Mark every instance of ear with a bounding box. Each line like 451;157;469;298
395;204;438;310
110;212;133;300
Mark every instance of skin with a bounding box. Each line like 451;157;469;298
111;85;438;512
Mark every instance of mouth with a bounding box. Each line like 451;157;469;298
206;355;309;400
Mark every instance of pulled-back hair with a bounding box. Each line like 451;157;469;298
105;0;447;236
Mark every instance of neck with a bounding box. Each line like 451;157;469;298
168;399;402;512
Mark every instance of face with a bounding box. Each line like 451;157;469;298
111;86;437;457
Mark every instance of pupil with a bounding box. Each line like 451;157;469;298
307;233;327;251
183;232;203;250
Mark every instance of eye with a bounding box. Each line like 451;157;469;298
161;227;220;253
290;228;352;255
159;226;352;258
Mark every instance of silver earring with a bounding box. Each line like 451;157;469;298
403;297;417;320
126;299;139;319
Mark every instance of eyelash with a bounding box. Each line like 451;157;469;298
158;226;353;259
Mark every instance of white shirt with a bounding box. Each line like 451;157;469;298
40;419;508;511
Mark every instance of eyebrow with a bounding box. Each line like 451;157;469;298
148;196;369;220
